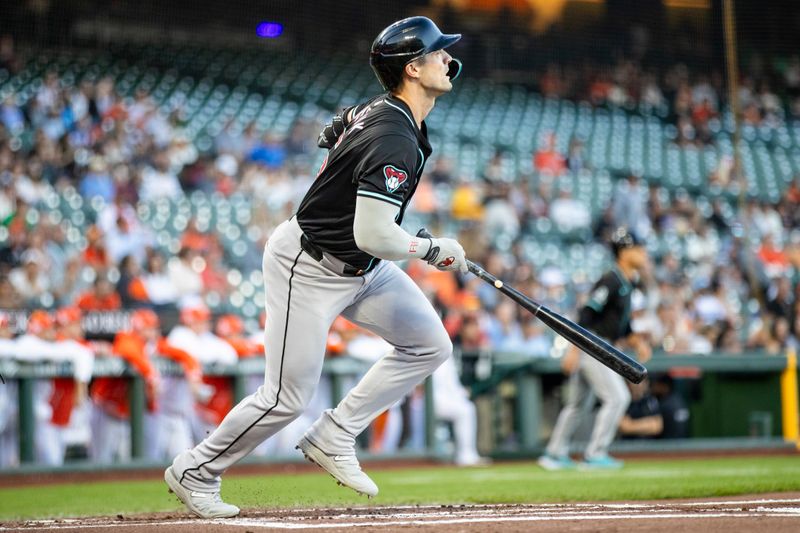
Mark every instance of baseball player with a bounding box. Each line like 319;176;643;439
538;228;652;470
166;16;465;518
53;306;106;458
164;304;238;452
90;309;161;462
13;310;94;465
91;309;205;461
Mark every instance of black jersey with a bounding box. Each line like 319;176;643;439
577;266;634;343
296;94;433;271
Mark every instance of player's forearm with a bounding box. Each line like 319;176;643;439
353;196;431;261
620;414;663;436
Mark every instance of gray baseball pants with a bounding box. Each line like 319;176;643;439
173;217;451;492
545;352;631;459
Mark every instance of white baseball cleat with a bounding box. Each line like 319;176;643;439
296;436;379;497
164;467;240;519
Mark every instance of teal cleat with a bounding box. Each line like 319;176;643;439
579;455;624;470
537;454;577;471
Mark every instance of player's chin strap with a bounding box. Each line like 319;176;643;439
447;58;462;81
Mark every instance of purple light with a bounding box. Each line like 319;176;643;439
256;22;283;38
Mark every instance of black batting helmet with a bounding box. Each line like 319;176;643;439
610;227;644;257
370;16;462;91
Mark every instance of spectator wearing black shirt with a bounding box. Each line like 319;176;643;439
652;374;690;439
619;378;663;439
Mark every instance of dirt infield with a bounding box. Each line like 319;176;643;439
4;493;800;532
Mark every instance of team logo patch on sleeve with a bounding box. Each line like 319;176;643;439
383;165;408;193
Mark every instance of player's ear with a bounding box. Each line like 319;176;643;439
404;59;422;82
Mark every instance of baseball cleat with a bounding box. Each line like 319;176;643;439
537;454;577;471
164;467;240;519
296;436;379;497
579;454;624;470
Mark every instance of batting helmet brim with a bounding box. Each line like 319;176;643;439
430;33;461;54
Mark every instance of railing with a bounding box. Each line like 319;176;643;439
1;349;797;469
459;350;800;454
0;355;438;464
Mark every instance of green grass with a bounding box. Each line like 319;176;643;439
3;456;800;520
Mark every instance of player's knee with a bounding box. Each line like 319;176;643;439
431;332;453;366
281;393;311;419
607;385;631;409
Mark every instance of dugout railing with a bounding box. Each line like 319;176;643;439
459;349;799;457
0;350;797;470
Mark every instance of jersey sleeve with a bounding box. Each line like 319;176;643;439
578;274;616;328
355;135;419;208
112;333;157;381
156;337;202;381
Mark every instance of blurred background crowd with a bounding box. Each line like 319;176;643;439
1;0;800;466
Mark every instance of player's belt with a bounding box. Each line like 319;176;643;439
300;233;366;276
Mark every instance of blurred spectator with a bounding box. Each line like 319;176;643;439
140;151;181;201
757;234;790;278
0;275;23;308
104;213;151;265
82;225;110;269
76;274;122;311
1;96;25;135
486;299;522;348
432;355;489;466
651;374;690;438
482;182;520;239
79;157;115;202
450;178;484;221
249;132;287;169
619;379;663;439
117;255;149;308
168;247;204;303
533;132;566;176
428;157;455;185
9;250;50;305
566;137;588;173
767;277;795;321
612;174;650;239
549;186;590;231
142;251;179;307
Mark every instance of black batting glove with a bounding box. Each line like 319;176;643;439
317;113;347;149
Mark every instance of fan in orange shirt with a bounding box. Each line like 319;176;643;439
76;275;122;311
83;225;110;269
89;308;203;462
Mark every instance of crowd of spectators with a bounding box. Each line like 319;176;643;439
0;33;799;371
534;55;800;147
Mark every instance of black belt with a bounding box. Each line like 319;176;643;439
300;234;367;276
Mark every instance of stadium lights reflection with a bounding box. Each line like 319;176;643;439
256;21;284;38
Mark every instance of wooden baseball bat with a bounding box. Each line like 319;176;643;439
417;229;647;384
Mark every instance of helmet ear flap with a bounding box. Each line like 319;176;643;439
447;58;462;81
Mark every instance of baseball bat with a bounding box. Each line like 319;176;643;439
417;229;647;384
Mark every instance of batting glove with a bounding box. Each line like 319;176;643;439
423;237;468;274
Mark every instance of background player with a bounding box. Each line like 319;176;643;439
538;228;652;470
166;16;467;518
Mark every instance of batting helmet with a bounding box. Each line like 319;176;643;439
370;16;462;91
610;227;643;257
